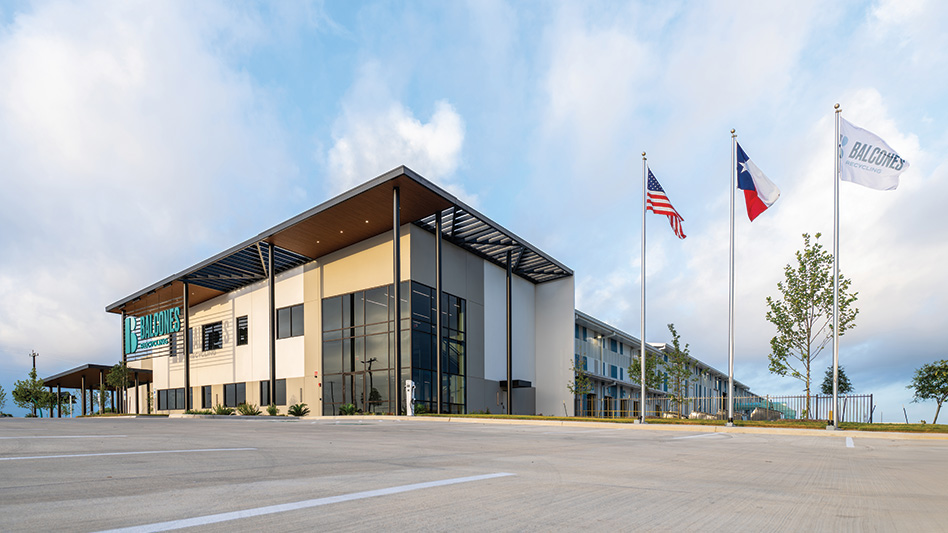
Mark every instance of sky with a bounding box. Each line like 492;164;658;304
1;0;945;422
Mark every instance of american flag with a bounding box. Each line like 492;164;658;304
646;168;686;239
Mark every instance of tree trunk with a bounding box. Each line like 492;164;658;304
934;402;943;425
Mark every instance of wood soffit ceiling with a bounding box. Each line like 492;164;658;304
107;167;572;317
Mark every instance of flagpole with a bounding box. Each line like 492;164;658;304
728;130;736;426
639;151;647;424
832;104;841;429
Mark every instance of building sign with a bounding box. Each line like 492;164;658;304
125;307;182;355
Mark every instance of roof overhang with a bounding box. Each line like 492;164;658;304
43;364;153;389
107;166;573;316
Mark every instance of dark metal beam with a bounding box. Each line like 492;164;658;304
269;243;276;408
506;249;512;415
393;186;403;416
435;211;443;415
183;282;191;411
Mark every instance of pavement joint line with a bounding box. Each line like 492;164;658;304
0;435;127;439
0;447;257;461
95;472;515;533
672;433;722;440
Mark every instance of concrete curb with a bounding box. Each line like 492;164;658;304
302;415;948;441
171;414;299;421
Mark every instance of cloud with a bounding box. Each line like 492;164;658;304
325;62;467;199
0;2;297;377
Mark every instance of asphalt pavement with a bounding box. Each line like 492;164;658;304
1;416;946;531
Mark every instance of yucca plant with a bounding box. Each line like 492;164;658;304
266;403;278;416
339;403;357;416
213;404;235;415
237;403;261;416
288;403;310;416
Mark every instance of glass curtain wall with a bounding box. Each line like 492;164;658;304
410;282;466;414
322;282;409;415
321;281;466;415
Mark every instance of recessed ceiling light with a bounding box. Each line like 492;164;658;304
365;220;369;223
339;230;343;234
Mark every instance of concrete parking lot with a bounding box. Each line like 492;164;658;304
1;417;946;532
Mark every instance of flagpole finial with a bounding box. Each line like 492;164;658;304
835;103;841;112
730;129;735;134
642;151;646;157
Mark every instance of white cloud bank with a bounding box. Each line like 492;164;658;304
325;63;466;198
0;2;297;377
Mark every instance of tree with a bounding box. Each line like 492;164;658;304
628;349;664;392
766;233;858;419
664;324;693;417
0;384;6;413
12;368;50;417
820;365;853;395
106;362;132;413
908;360;948;424
567;358;593;415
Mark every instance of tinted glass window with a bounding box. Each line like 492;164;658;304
236;316;248;346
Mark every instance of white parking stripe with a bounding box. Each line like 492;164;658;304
0;435;127;439
0;448;256;461
846;437;854;448
97;472;515;533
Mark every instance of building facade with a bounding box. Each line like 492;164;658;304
108;168;574;416
106;166;755;418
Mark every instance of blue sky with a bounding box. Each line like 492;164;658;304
1;1;946;422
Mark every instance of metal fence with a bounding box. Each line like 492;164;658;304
575;394;875;423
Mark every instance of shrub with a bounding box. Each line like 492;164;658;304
339;403;357;416
414;403;429;415
185;409;213;415
288;403;310;417
267;404;278;416
213;404;235;415
237;403;261;416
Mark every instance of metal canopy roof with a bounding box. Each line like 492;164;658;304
43;364;153;389
107;166;573;316
415;206;571;283
184;242;310;294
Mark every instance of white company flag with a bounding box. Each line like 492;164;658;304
838;117;909;191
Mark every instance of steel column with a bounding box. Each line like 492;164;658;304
506;249;512;415
57;384;61;418
435;211;443;414
269;243;277;408
99;369;105;413
121;310;127;414
393;187;403;415
134;373;140;414
81;375;86;416
183;281;191;411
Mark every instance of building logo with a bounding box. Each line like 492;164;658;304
125;307;182;355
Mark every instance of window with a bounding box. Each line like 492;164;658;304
158;388;187;410
610;339;618;352
610;365;618;379
202;386;212;409
260;381;270;406
202;322;223;351
259;380;285;405
275;379;286;405
277;304;304;339
236;316;248;346
223;382;246;407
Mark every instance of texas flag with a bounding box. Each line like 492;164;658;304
736;142;780;221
